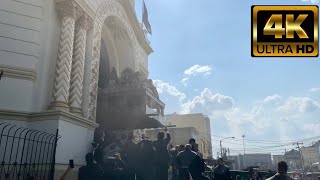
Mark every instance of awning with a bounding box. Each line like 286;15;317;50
101;114;164;130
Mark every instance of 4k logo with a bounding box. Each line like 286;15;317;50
251;6;319;57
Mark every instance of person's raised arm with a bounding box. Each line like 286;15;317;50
60;166;72;180
164;127;171;143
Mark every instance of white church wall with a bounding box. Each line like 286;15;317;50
31;0;60;112
0;118;94;167
0;0;60;112
136;42;149;77
0;0;42;69
0;78;34;111
55;120;94;166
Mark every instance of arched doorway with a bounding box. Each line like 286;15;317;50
96;16;135;129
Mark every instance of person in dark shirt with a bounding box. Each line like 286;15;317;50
176;144;197;180
124;132;138;180
78;153;104;180
266;161;293;180
153;127;171;180
214;158;231;180
137;137;156;180
189;144;205;180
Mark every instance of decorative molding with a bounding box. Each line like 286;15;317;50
55;0;77;18
74;0;152;55
76;14;93;31
87;0;141;121
0;64;37;81
0;109;98;131
74;0;95;20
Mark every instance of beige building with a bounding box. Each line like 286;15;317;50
272;155;284;169
301;146;320;169
165;113;213;159
273;155;284;165
145;127;200;149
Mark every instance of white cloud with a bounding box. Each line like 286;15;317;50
263;94;282;104
184;65;212;76
180;88;234;113
153;80;186;101
181;65;212;86
309;87;320;93
301;0;319;4
160;85;320;155
277;96;320;113
181;77;189;86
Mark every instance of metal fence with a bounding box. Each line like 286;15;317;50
0;123;60;180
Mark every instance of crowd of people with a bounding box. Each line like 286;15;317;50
25;126;309;180
76;127;211;180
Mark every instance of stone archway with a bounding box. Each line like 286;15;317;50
87;0;139;121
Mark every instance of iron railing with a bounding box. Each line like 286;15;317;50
0;123;59;180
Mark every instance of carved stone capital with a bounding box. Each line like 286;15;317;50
55;0;82;19
76;14;93;31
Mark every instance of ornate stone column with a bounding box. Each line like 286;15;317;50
49;0;79;111
69;15;92;115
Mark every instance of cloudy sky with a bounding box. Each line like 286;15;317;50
135;0;320;156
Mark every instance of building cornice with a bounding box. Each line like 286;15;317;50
120;0;153;55
0;64;37;81
0;109;98;130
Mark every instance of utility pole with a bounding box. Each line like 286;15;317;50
284;149;287;162
220;137;235;159
220;140;223;158
242;135;246;169
293;142;305;172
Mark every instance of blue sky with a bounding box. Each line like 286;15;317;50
135;0;320;156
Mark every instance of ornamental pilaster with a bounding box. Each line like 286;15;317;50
69;15;93;116
49;0;81;111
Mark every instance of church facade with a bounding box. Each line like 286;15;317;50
0;0;157;179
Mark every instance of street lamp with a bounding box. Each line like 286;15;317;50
220;137;235;158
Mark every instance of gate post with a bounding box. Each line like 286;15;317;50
49;129;59;180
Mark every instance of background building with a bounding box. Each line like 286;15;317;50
165;113;213;159
229;155;241;170
145;127;200;150
227;154;272;170
301;146;319;170
272;155;284;169
284;149;303;170
300;141;320;171
243;153;272;170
